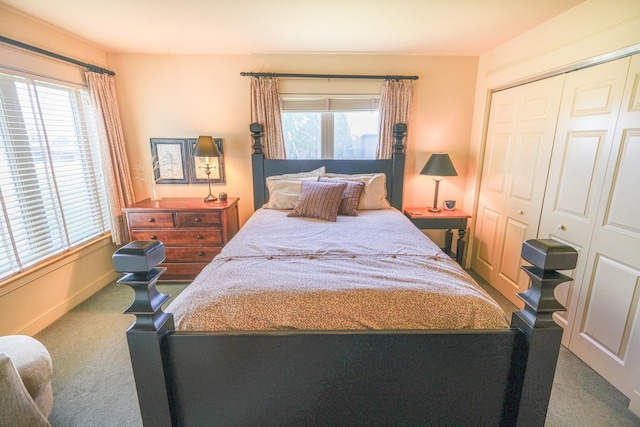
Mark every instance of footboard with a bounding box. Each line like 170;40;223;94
114;239;577;427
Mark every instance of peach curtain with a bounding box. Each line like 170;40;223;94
86;71;135;245
376;79;414;159
250;77;286;159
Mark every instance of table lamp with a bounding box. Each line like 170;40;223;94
420;153;457;212
192;135;221;202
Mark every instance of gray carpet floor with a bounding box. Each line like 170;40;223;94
34;279;640;426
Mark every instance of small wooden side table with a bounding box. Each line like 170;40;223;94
404;207;471;265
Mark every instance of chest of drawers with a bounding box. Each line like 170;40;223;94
123;198;239;281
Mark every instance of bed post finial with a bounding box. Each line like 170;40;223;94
512;239;577;426
250;122;264;155
389;123;407;209
392;122;407;154
251;123;267;210
113;241;174;427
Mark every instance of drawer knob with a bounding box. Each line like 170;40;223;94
196;234;203;240
557;224;566;231
194;217;202;223
517;210;524;215
148;218;155;223
198;252;205;257
150;235;157;240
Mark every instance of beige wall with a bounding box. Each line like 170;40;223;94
465;0;640;243
107;53;479;225
0;5;118;336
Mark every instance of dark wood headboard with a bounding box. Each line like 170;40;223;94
250;123;407;211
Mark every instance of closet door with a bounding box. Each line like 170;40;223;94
553;55;640;399
472;75;564;307
537;57;630;341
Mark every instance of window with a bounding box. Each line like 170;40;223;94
0;72;110;281
281;96;380;159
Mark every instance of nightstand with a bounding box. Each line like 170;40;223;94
404;207;471;265
123;198;239;281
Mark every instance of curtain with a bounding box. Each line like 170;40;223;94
86;71;136;245
376;79;414;159
250;77;286;159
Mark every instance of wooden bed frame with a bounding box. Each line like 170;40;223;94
116;123;578;426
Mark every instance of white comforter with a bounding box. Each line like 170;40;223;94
167;208;509;330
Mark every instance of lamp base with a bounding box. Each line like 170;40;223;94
429;207;441;213
204;194;218;202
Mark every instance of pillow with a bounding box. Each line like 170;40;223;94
288;181;347;222
265;176;319;209
265;167;326;181
319;177;364;216
324;173;390;210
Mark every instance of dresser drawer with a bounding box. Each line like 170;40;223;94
164;247;220;263
128;212;174;228
130;229;222;246
176;211;221;227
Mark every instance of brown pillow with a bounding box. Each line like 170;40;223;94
288;181;347;222
319;177;365;216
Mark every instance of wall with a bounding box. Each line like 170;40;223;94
0;5;118;335
464;0;640;414
465;0;640;243
107;53;479;226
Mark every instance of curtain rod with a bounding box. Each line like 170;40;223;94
0;35;115;76
240;72;418;80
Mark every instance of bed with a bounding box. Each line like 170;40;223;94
115;123;578;426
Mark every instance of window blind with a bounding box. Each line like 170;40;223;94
280;96;380;112
0;72;110;280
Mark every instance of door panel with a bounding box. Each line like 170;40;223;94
541;54;640;400
472;74;565;306
538;57;631;341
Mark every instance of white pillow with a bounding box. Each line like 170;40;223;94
266;167;326;181
265;176;319;209
324;173;390;210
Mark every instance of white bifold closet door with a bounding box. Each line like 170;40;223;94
472;75;564;307
538;54;640;403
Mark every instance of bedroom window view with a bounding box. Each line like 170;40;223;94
0;72;110;281
281;96;379;159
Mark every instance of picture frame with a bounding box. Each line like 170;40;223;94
188;138;225;184
150;138;189;184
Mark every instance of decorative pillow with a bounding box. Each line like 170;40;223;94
324;173;390;210
319;177;364;216
288;181;347;222
265;176;319;209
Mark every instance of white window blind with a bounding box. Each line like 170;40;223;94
0;72;110;281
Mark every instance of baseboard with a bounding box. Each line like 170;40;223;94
20;271;118;336
629;389;640;417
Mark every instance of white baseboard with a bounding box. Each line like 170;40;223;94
629;389;640;418
20;271;118;336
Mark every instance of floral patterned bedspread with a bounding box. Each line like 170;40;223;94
167;208;509;331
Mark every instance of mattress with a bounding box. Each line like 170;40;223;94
167;208;509;330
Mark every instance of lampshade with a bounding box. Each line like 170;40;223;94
192;136;221;158
420;153;458;177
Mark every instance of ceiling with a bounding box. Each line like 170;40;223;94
1;0;585;55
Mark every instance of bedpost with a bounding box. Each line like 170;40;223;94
391;122;406;210
113;241;174;427
511;239;578;426
250;122;266;210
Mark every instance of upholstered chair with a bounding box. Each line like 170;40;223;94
0;335;53;427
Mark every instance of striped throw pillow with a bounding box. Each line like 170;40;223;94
287;181;347;222
319;177;365;216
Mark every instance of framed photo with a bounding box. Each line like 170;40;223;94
188;138;225;184
150;138;189;184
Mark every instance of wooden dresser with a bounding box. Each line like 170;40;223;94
123;197;239;281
